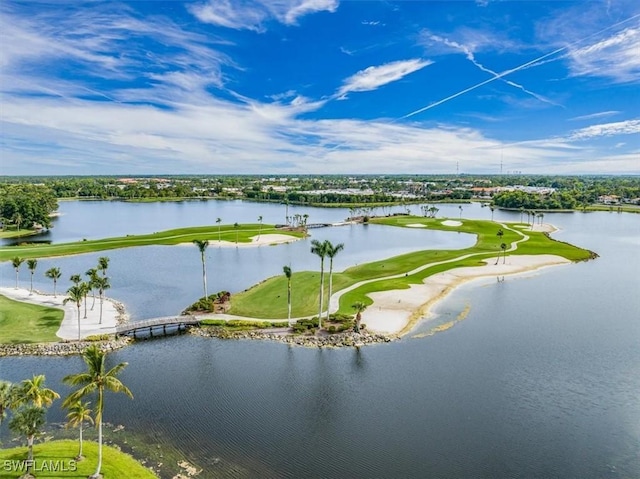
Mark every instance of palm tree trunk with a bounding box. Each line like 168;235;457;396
201;253;208;298
53;280;57;298
84;295;88;319
77;306;81;341
30;274;34;294
318;262;324;330
79;423;83;458
27;435;34;472
326;260;334;321
99;296;103;324
91;291;96;310
94;419;103;477
287;282;291;323
15;270;18;289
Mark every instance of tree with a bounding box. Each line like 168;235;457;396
63;345;133;479
86;268;99;310
65;400;94;460
257;215;263;240
283;265;292;324
459;205;463;219
234;222;240;246
45;266;61;297
216;217;222;242
27;259;38;294
0;380;15;425
13;374;60;409
70;273;82;285
64;284;85;341
496;229;504;265
9;406;46;475
97;256;110;277
490;205;495;221
193;239;209;299
352;302;367;333
12;256;24;289
325;241;345;321
501;242;508;264
94;276;111;325
310;239;329;330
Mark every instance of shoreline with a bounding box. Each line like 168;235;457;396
362;254;571;336
179;233;303;248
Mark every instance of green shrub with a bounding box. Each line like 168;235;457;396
84;334;112;341
200;319;226;327
328;326;336;333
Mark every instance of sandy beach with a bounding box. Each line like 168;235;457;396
362;254;570;335
0;287;122;340
185;233;302;248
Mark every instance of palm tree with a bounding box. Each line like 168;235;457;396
459;205;463;219
13;374;60;409
64;284;85;341
94;276;111;324
63;345;133;479
283;265;292;324
496;229;504;265
193;239;209;299
12;256;24;289
97;256;109;277
80;281;90;319
216;217;222;242
501;242;508;264
12;212;23;232
234;222;240;246
65;400;93;460
310;239;329;330
519;206;525;223
490;205;495;221
70;273;82;285
0;380;15;425
538;212;544;226
27;258;38;294
45;266;61;297
86;268;99;310
257;215;263;240
325;241;345;321
352;302;367;333
9;406;46;475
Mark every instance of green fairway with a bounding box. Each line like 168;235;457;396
0;440;157;479
0;229;38;239
228;217;593;319
0;223;303;261
0;295;63;344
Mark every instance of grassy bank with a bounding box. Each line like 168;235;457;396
0;440;157;478
0;294;63;344
0;229;39;239
0;224;303;261
228;217;593;319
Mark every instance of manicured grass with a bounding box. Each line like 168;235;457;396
0;295;63;344
0;229;38;239
0;224;304;262
228;217;593;319
0;440;157;479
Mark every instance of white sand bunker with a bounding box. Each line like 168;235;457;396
406;223;427;228
441;220;462;227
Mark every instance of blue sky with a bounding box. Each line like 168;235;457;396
1;0;638;175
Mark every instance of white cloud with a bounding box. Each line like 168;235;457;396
569;111;620;121
188;0;338;31
568;119;640;140
337;59;432;98
566;26;640;83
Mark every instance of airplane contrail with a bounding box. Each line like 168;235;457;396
401;13;640;120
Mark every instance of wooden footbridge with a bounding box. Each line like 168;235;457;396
116;315;201;338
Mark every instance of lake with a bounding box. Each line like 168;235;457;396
1;200;639;478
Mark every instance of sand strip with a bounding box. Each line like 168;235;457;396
362;254;570;335
181;233;301;248
0;287;122;340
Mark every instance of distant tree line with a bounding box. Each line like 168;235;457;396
0;184;58;230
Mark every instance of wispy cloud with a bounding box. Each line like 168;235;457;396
337;59;432;98
188;0;338;31
569;111;620;121
567;119;640;140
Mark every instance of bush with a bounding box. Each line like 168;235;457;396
200;319;226;327
84;334;111;341
328;313;354;323
328;326;336;333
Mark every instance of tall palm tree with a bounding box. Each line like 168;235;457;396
13;374;60;409
27;258;38;294
519;206;525;223
45;266;61;297
490;205;495;221
63;345;133;479
352;302;367;333
325;241;344;321
234;222;240;246
80;281;90;319
193;239;209;299
64;285;85;341
257;215;263;240
501;242;508;264
12;257;24;289
310;239;329;330
94;276;111;325
97;256;109;277
9;406;46;475
86;268;99;310
0;380;17;425
458;205;463;219
496;229;504;265
70;273;82;285
283;265;292;323
65;400;93;460
216;217;222;242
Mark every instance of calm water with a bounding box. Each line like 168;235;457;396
1;202;639;478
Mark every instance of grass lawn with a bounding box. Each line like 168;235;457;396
0;440;157;479
228;217;593;319
0;223;304;262
0;295;63;344
0;229;38;239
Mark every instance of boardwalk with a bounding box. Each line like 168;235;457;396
116;315;200;337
